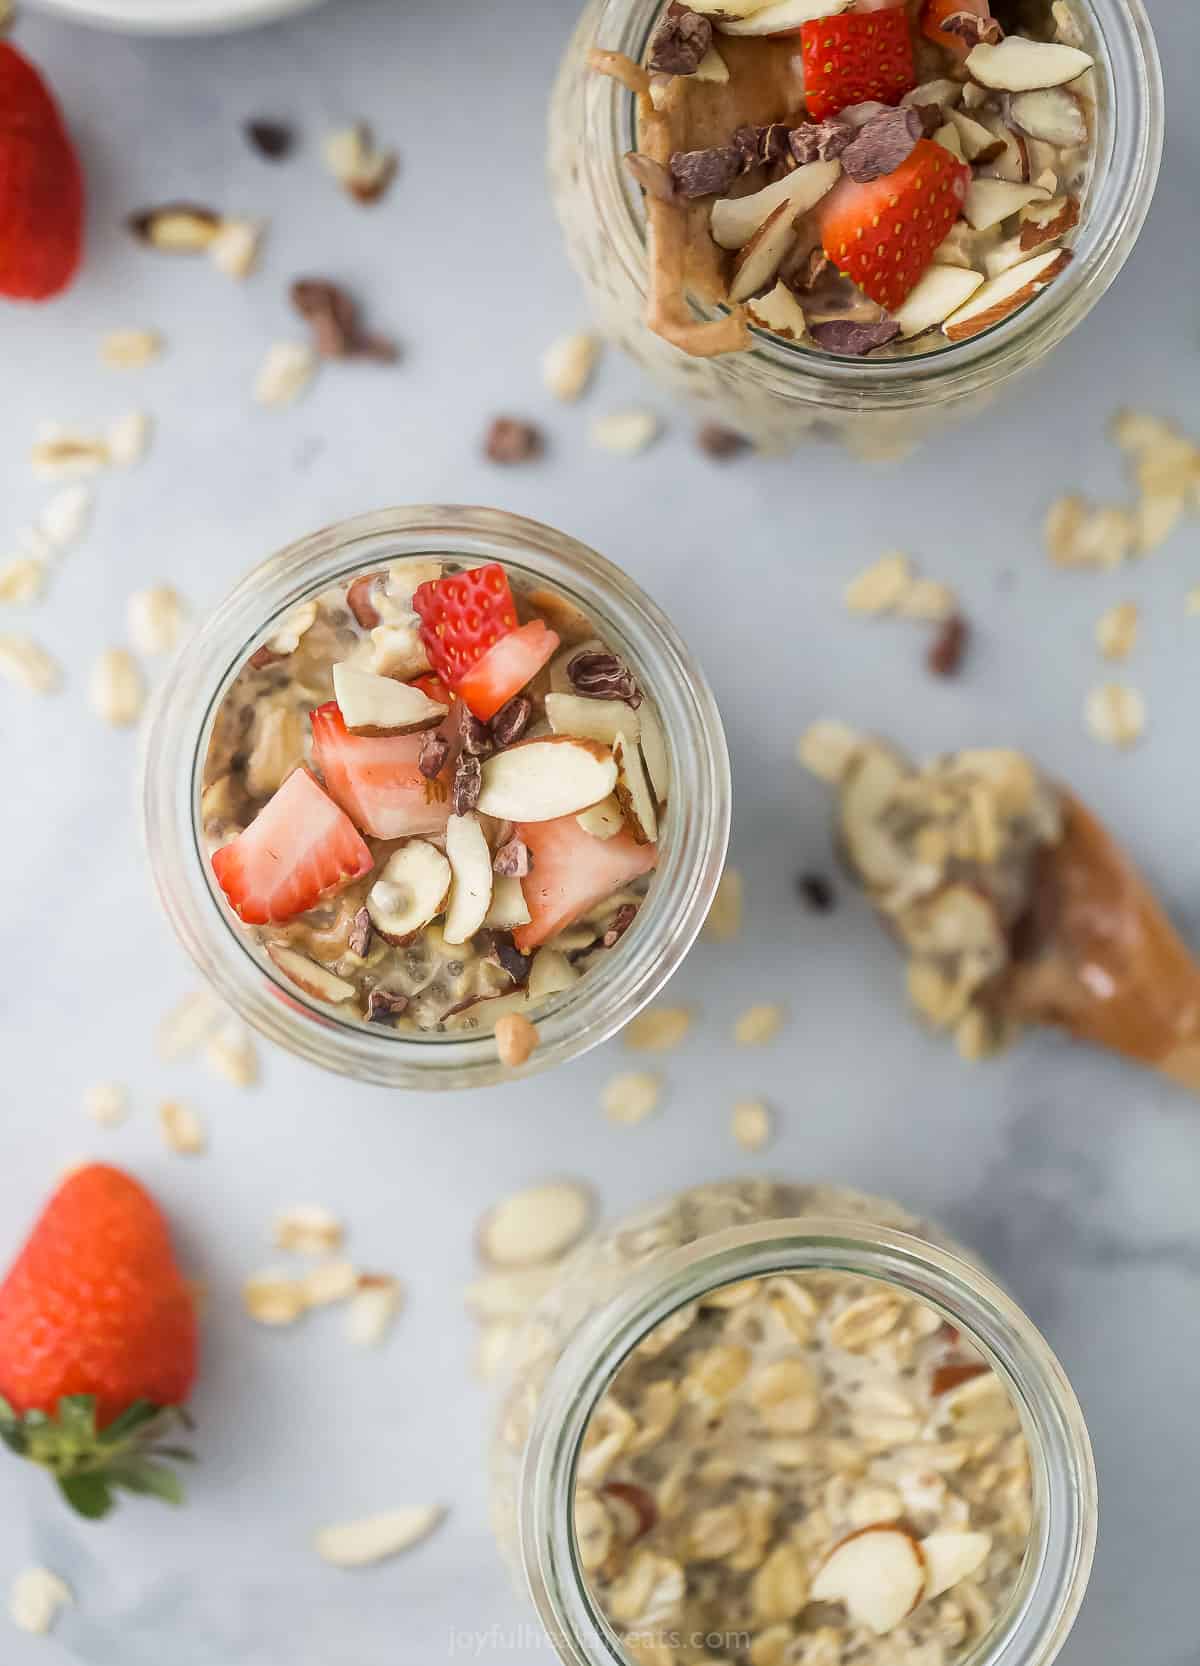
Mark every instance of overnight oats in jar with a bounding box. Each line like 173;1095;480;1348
141;508;730;1090
548;0;1161;455
488;1180;1096;1666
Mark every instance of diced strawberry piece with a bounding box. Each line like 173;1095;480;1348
310;702;452;840
211;767;372;926
411;563;520;690
820;138;970;311
411;672;453;706
921;0;991;55
457;620;560;722
800;8;916;121
512;816;658;954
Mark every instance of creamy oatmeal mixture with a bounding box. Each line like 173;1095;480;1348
202;560;669;1038
595;0;1095;359
575;1272;1031;1666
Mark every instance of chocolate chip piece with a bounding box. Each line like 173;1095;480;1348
928;615;969;677
452;752;482;815
459;708;494;757
911;102;946;139
567;649;643;708
366;988;409;1023
809;318;902;357
477;929;533;986
418;730;450;780
796;873;836;913
840;108;923;183
938;10;1003;45
669;145;741;200
647;6;712;74
494;838;532;878
348;907;373;958
602;902;638;948
484;416;543;464
290;278;398;362
623;151;679;204
245;120;295;160
733;123;792;172
697;423;751;459
788;118;855;165
491;695;533;748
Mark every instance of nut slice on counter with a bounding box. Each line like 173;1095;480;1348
478;1181;594;1268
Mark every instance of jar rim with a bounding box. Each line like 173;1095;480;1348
140;506;731;1091
519;1211;1097;1666
576;0;1163;412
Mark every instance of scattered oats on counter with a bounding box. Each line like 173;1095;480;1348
128;584;187;655
314;1506;444;1569
1085;682;1146;749
1045;408;1200;568
703;865;743;943
156;988;225;1061
346;1274;404;1347
158;1098;207;1155
208;217;263;281
83;1081;129;1127
734;1003;785;1047
41;484;93;550
106;410;152;468
89;648;145;727
731;1098;773;1151
254;341;317;407
796;718;864;784
479;1181;594;1268
0;635;60;694
302;1258;359;1308
495;1012;538;1069
0;558;45;605
542;331;601;402
101;329;163;370
844;552;913;616
1095;601;1138;663
30;427;109;481
273;1205;344;1255
624;1005;692;1053
591;407;661;455
8;1567;73;1636
243;1269;309;1327
602;1069;662;1126
205;1025;259;1088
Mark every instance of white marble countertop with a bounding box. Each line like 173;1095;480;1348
0;0;1197;1661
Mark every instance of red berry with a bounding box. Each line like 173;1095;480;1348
211;765;373;925
512;814;658;953
800;9;916;122
820;138;970;312
921;0;992;55
0;45;84;301
411;564;520;691
456;620;560;722
310;702;453;840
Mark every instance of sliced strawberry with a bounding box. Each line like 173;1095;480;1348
512;815;657;954
411;672;453;706
310;702;452;840
921;0;992;55
820;138;970;310
411;563;520;690
457;619;560;722
800;8;916;121
211;767;372;926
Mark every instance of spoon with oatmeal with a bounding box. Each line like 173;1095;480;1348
800;723;1200;1090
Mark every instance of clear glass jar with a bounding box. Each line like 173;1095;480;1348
140;507;731;1091
548;0;1163;457
492;1179;1096;1666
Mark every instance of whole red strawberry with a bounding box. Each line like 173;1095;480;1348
0;43;85;300
0;1164;198;1518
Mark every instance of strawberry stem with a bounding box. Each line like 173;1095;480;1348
0;1394;193;1519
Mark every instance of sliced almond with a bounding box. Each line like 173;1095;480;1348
366;842;453;943
443;813;494;944
464;1264;559;1321
592;408;661;455
84;1081;129;1126
205;1025;259;1088
527;948;579;1003
254;341;316;407
346;1274;404;1346
693;43;729;81
894;267;985;338
129;584;186;654
576;795;625;840
711;159;841;251
976;118;1030;183
266;944;359;1003
638;705;669;804
943;247;1071;341
730;200;801;303
746;280;810;341
101;328;162;369
731;1099;773;1150
1019;192;1080;251
128;203;220;250
810;1526;927;1636
703;867;743;942
301;1258;359;1308
477;737;617;821
946;108;1005;163
243;1269;308;1326
332;663;446;732
478;1180;594;1268
545;690;640;745
541;331;600;402
314;1506;444;1568
932;121;965;161
0;634;61;694
8;1568;73;1635
715;0;850;31
613;730;658;844
159;1098;206;1156
963;177;1051;231
485;873;532;928
156;988;224;1060
273;1205;344;1255
89;648;144;726
685;0;778;15
966;36;1093;92
734;1003;786;1046
921;1530;991;1600
984;236;1030;278
370;620;430;679
1010;86;1088;146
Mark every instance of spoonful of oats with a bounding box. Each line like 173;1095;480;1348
800;721;1200;1091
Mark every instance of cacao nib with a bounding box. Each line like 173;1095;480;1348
601;903;638;948
418;731;450;780
567;649;643;708
366;989;408;1023
493;838;531;879
452;752;482;815
927;615;969;677
669;145;741;199
697;423;751;459
484;416;544;464
646;6;712;74
788;117;855;165
840;108;923;183
490;695;532;748
733;123;792;172
348;907;373;958
809;318;902;357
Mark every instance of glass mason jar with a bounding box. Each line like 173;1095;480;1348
548;0;1163;458
140;507;731;1091
492;1179;1096;1666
